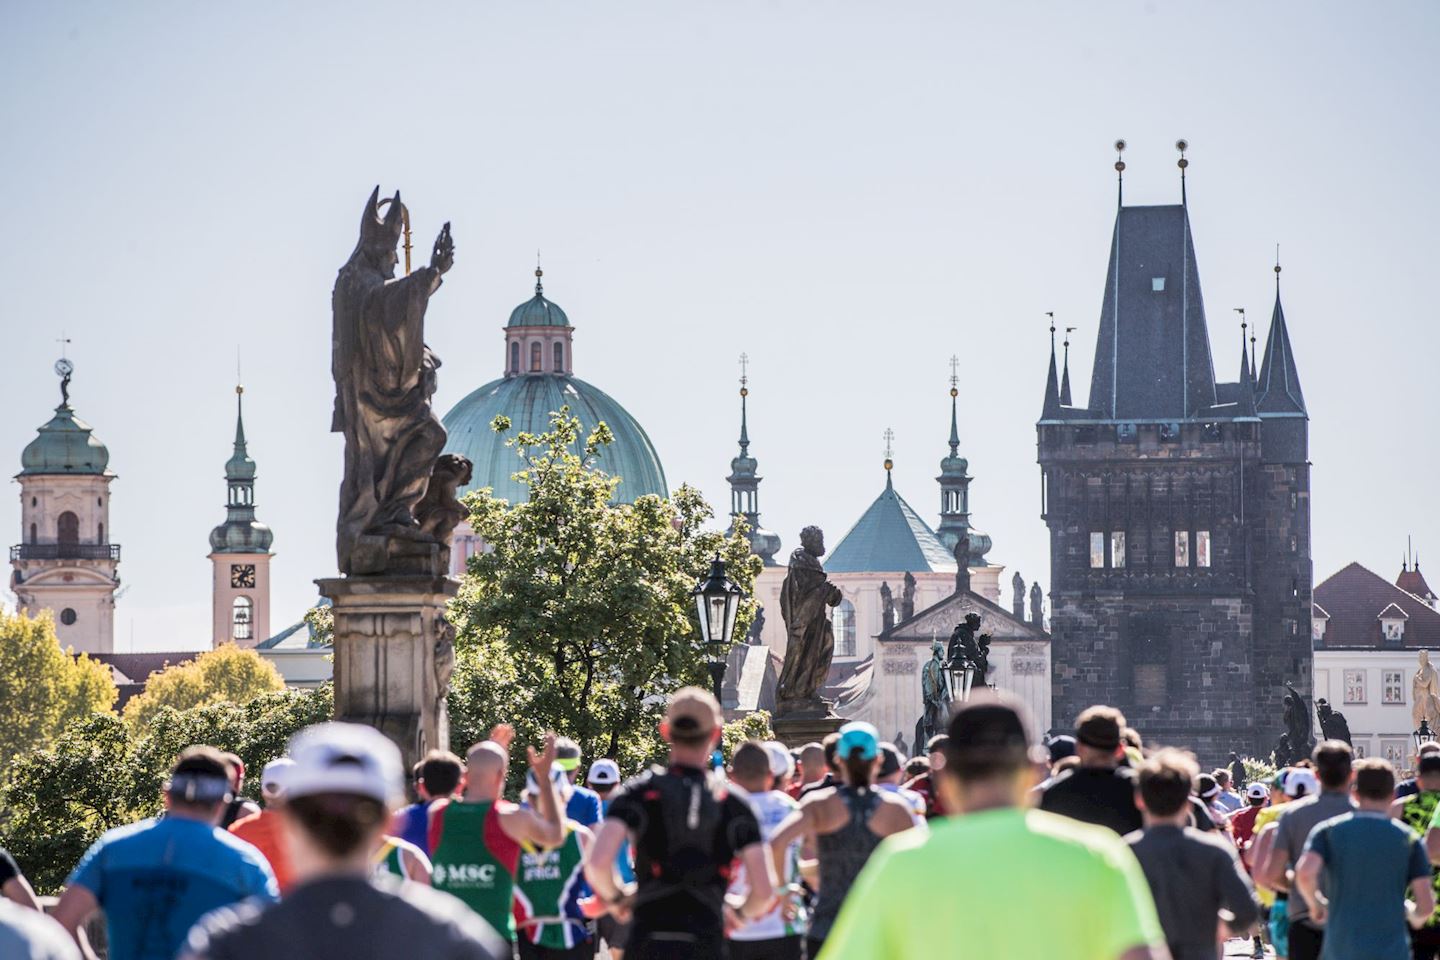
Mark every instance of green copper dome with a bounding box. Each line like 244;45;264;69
442;375;667;505
20;403;111;476
507;270;570;328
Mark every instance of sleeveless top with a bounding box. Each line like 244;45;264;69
373;835;430;882
515;820;588;949
428;799;522;941
810;786;883;940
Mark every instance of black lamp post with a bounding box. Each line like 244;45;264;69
1415;719;1434;755
692;555;743;704
946;654;977;703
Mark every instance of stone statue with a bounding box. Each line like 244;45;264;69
776;526;843;715
919;639;951;746
1011;572;1025;619
1314;698;1352;745
894;732;909;758
1227;752;1247;790
332;187;456;577
946;612;991;688
1029;582;1044;627
414;454;474;541
879;582;895;629
901;572;916;622
1414;651;1440;732
1273;683;1315;766
745;606;766;645
954;534;971;595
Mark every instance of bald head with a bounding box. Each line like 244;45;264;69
465;741;507;800
799;743;825;784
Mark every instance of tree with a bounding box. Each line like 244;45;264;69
447;408;761;772
122;643;285;727
0;609;117;764
722;710;775;763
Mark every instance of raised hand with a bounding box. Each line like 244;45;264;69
487;723;515;751
431;222;454;275
528;731;558;777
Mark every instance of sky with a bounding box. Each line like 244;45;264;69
2;1;1437;652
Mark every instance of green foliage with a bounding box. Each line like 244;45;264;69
303;605;334;647
122;643;286;727
0;609;118;764
1242;755;1278;785
448;407;761;773
722;710;775;763
0;684;332;894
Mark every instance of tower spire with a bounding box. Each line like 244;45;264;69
937;359;978;558
883;428;895;491
737;352;750;454
725;354;779;565
535;250;544;296
1042;312;1062;418
1256;254;1306;415
1235;310;1256;416
947;355;960;456
1060;326;1076;407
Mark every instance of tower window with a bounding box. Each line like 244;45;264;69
98;522;104;544
232;596;254;642
553;341;564;372
530;342;542;372
833;599;856;657
1174;531;1191;568
1111;531;1127;568
1089;532;1105;569
29;523;36;544
60;608;77;626
1196;531;1211;567
57;511;79;546
1152;277;1166;291
510;341;520;373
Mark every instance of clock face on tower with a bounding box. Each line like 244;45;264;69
230;564;257;589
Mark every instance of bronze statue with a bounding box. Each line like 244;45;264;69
776;526;843;715
1273;683;1315;766
901;572;916;622
1314;698;1352;746
946;612;991;690
879;582;895;629
332;187;456;576
918;638;951;746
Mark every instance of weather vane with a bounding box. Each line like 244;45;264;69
54;335;74;404
883;427;894;471
949;354;960;392
738;352;749;393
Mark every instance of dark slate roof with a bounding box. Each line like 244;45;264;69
1086;204;1218;420
1378;602;1410;621
1255;289;1306;415
825;475;957;574
1313;562;1440;648
1399;565;1435;601
89;651;192;684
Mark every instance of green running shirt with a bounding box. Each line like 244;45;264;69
428;799;522;942
515;819;589;949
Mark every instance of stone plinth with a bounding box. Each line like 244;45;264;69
316;575;458;770
773;702;845;749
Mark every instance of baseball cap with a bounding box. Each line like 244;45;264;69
666;687;721;741
836;721;880;761
763;741;794;781
588;758;621;787
282;722;405;807
260;757;295;795
1246;782;1269;801
1284;768;1319;798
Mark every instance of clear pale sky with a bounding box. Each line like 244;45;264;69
3;2;1436;651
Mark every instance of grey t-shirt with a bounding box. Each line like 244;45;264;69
183;874;506;960
1272;790;1356;922
0;900;81;960
1126;825;1260;960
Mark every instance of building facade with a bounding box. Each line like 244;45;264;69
1037;168;1312;759
208;385;274;648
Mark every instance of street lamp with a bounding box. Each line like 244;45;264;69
1415;719;1434;755
946;654;977;703
692;555;743;703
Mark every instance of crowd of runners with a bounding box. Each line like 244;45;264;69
3;687;1440;960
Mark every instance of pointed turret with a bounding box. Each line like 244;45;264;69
1059;329;1073;407
1236;323;1257;417
1255;265;1306;416
210;386;273;554
1041;321;1064;420
936;360;988;563
725;357;780;565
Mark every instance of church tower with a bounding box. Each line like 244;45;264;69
726;357;781;565
1036;145;1311;759
11;358;120;654
935;358;990;566
208;385;274;648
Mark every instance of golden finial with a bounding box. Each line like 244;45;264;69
949;355;959;397
739;352;749;397
883;428;894;472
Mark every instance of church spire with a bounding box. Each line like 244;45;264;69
1236;313;1256;417
725;354;779;565
936;360;977;558
1256;258;1306;415
1060;326;1075;407
1041;313;1063;419
210;383;273;555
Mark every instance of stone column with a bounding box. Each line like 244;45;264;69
316;575;458;770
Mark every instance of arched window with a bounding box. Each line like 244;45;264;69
530;342;542;372
510;341;520;373
57;511;79;546
98;522;105;544
833;599;856;657
553;341;565;372
232;596;254;642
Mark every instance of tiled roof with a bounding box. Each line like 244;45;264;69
1313;562;1440;648
825;476;957;574
1378;603;1410;621
89;651;193;684
1399;565;1436;600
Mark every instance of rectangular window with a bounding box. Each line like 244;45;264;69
1384;671;1404;704
1382;740;1408;766
1352;739;1369;759
1111;531;1127;569
1174;531;1191;568
1344;669;1366;704
1090;532;1105;569
1196;531;1211;568
1134;664;1167;707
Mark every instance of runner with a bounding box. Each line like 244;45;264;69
1229;781;1272;959
798;734;840;798
229;757;296;893
585;687;772;960
0;847;41;911
769;720;916;959
1213;769;1244;816
820;696;1166;960
52;746;276;960
181;722;505;960
765;741;795;796
1038;705;1143;835
586;758;631;960
1400;742;1440;799
429;726;564;946
1262;741;1357;960
1126;749;1259;960
515;768;595;960
1250;771;1301;960
874;742;926;825
218;753;262;829
373;833;433;884
727;740;806;960
902;734;950;818
0;899;79;960
554;738;604;829
392;750;465;854
1400;754;1440;959
1297;758;1433;960
790;742;825;800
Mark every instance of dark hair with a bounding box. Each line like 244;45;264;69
1074;705;1125;752
942;699;1033;782
419;750;464;798
905;757;930;779
285;794;388;857
822;733;841;772
841;748;875;788
1313;740;1353;790
173;745;231;781
1353;758;1396;801
730;740;771;784
1419;754;1440;776
1136;749;1199;818
1213;768;1231;786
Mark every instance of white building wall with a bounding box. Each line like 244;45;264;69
1313;649;1433;766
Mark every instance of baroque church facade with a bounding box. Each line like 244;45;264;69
1037;159;1313;759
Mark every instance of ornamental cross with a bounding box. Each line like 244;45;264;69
949;354;959;388
738;352;749;388
883;427;894;461
56;333;70;358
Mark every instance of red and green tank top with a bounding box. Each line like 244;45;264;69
428;798;522;941
514;820;588;949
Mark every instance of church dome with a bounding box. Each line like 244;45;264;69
21;403;111;476
442;375;667;505
507;271;570;328
209;518;274;553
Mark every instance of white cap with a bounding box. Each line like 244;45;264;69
260;757;295;795
1246;782;1269;801
763;741;794;780
588;758;621;786
1284;768;1319;799
281;722;405;807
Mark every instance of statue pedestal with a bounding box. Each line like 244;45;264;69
773;703;845;749
316;575;458;770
